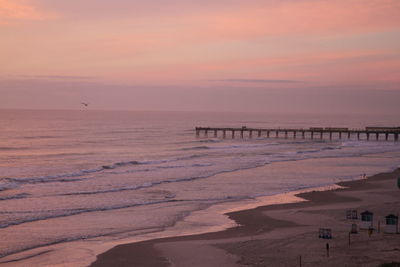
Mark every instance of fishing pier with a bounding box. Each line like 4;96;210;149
195;127;400;141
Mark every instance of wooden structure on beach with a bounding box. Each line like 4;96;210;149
385;214;398;234
360;211;374;229
195;126;400;141
346;209;358;220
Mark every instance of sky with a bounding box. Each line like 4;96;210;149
1;0;400;113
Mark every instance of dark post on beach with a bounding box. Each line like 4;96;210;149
348;232;351;246
326;243;330;257
299;255;302;267
368;227;373;237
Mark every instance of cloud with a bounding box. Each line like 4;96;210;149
2;0;399;91
213;79;304;84
8;1;399;36
26;75;93;80
195;0;400;39
0;0;51;23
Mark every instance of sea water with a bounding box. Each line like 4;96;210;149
0;110;399;266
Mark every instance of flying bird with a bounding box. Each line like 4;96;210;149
81;102;89;107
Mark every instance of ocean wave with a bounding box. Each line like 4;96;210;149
0;219;170;260
181;141;286;152
119;154;206;166
8;177;86;185
214;142;282;150
107;160;211;175
25;152;96;159
192;163;213;167
157;165;184;169
198;139;221;143
7;160;150;184
101;161;139;169
6;153;212;185
296;149;319;154
181;146;210;151
341;140;370;147
0;144;340;186
7;167;103;185
296;146;339;154
0;194;250;260
172;139;221;146
176;154;204;160
22;135;57;139
0;199;180;230
0;147;28;151
0;180;19;191
0;171;259;230
60;162;268;197
277;139;331;145
340;141;400;152
0;193;29;201
6;139;397;187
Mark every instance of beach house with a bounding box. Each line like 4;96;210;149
360;211;373;229
384;214;398;234
346;209;358;220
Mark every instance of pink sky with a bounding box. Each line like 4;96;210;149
1;0;399;113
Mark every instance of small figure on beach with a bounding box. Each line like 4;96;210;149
362;173;367;179
368;227;373;237
326;243;330;257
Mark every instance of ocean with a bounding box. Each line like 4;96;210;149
0;109;399;266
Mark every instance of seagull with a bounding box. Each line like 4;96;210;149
81;102;89;107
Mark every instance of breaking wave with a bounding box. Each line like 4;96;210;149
0;199;181;230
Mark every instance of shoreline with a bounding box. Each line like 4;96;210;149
90;168;400;267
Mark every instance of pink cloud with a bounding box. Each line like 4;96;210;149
75;0;400;63
0;0;51;24
194;0;400;39
2;0;399;91
116;50;399;87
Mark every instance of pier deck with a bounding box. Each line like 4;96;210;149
195;127;400;141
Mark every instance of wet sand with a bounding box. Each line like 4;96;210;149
90;169;400;267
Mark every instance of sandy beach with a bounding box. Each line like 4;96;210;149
89;168;400;267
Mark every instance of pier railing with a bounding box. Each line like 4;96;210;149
195;127;400;141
